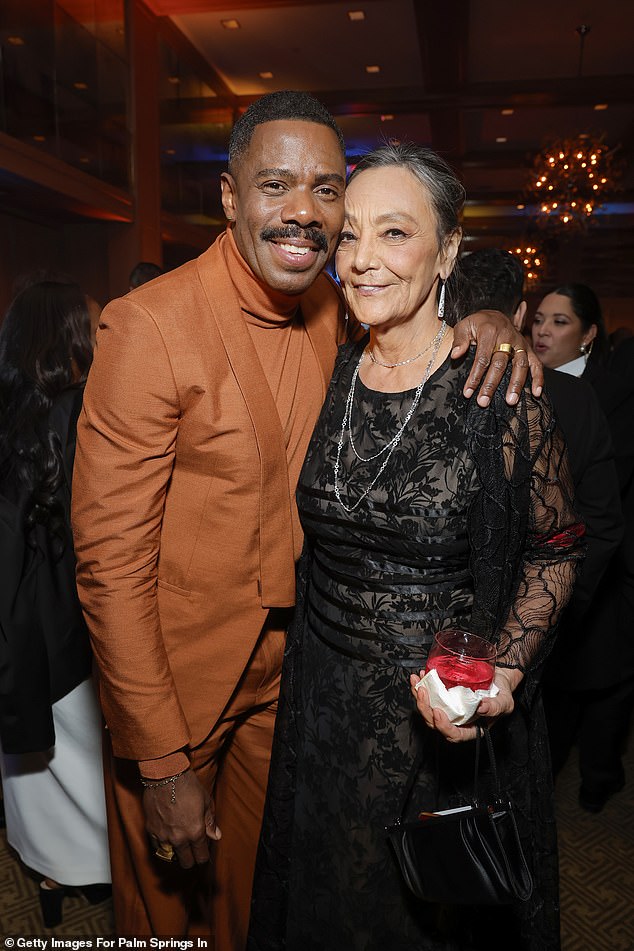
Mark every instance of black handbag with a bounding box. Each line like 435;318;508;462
387;725;533;906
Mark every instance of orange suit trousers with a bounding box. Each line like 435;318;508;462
103;620;285;950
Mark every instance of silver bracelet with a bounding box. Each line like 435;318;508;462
140;769;187;804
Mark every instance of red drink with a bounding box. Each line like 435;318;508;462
425;628;496;692
426;654;494;691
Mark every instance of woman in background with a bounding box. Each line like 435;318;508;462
0;281;111;926
533;283;634;812
531;283;608;374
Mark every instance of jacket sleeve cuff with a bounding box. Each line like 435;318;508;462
138;750;190;780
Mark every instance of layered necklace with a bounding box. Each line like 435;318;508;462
368;335;437;368
333;320;448;512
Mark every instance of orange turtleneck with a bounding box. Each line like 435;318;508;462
220;227;324;561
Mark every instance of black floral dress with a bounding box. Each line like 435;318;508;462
249;341;582;951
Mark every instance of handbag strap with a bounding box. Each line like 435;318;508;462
394;724;503;823
395;749;426;821
480;723;503;800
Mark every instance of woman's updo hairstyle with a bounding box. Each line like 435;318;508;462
347;143;465;325
552;283;608;366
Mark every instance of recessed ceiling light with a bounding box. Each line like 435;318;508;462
516;203;525;209
73;81;88;90
32;134;46;142
259;71;273;79
594;103;608;110
380;114;394;121
496;136;507;143
165;149;176;156
501;108;514;116
79;156;90;164
348;10;365;20
221;18;240;29
365;65;380;73
7;35;25;46
167;76;180;85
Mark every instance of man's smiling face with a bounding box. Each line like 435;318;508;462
221;119;346;296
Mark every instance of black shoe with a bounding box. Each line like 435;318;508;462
79;883;112;905
579;777;625;813
39;883;66;928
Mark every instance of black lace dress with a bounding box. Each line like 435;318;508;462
249;342;582;951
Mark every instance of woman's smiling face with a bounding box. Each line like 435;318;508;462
335;165;459;332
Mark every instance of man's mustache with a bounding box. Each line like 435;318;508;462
260;226;329;255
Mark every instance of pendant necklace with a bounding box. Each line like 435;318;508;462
334;320;447;513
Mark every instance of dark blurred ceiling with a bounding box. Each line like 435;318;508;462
147;0;634;293
1;0;633;295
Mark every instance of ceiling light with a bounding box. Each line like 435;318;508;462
516;203;525;209
526;133;623;231
79;156;90;164
594;103;608;110
221;19;240;29
380;114;394;121
167;76;180;85
501;109;514;116
32;135;46;142
509;244;546;290
7;35;25;46
348;10;365;20
259;71;273;79
496;137;507;143
73;81;88;90
165;149;176;156
365;65;380;73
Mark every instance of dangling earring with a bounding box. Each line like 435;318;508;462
438;279;446;320
580;339;594;357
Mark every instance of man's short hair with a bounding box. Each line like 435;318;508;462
461;249;524;319
129;262;163;289
228;91;346;173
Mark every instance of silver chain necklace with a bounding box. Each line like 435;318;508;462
333;320;447;512
368;336;436;368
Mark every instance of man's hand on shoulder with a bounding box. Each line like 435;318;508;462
452;309;543;407
142;770;221;869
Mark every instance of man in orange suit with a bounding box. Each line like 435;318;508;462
71;92;538;948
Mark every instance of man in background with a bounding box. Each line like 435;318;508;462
129;261;163;290
461;248;624;805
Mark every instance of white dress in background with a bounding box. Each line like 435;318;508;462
0;676;111;885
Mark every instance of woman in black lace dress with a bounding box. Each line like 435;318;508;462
249;145;583;951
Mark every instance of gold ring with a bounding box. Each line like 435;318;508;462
494;343;514;355
155;842;175;862
514;348;527;355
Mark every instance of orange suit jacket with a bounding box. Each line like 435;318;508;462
71;238;346;761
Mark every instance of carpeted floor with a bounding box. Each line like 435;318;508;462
1;737;632;946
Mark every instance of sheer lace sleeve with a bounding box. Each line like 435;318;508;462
466;381;584;700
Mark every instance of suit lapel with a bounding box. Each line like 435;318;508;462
300;273;345;403
196;242;296;606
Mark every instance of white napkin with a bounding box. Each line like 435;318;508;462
415;668;499;726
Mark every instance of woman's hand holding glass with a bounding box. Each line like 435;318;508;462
409;662;522;743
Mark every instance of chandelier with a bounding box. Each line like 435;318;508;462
526;134;621;231
509;244;545;290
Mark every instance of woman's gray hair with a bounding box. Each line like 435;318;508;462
348;143;466;323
